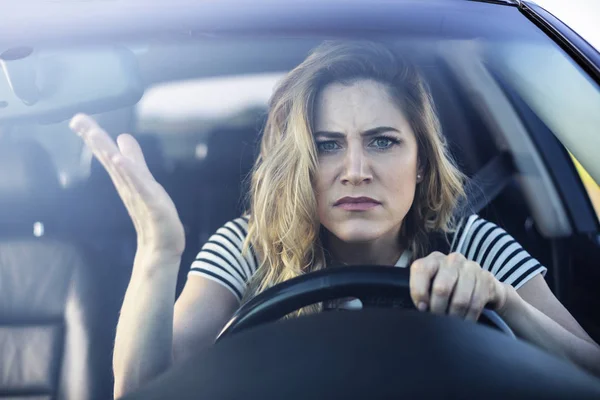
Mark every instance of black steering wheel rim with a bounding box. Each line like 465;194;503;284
216;266;515;341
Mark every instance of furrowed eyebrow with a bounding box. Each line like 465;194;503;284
362;126;401;137
314;126;400;138
313;131;345;139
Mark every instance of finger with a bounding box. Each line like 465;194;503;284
112;154;154;200
101;155;144;232
429;261;459;315
88;141;134;203
99;137;153;200
70;115;143;201
116;134;153;179
88;144;133;206
465;273;490;321
448;266;475;318
70;114;121;160
70;114;130;189
70;114;143;231
410;253;443;311
112;154;156;237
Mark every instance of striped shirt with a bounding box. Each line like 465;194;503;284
188;214;547;302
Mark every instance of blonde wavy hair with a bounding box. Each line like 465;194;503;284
242;41;466;307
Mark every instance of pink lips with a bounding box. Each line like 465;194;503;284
334;196;381;211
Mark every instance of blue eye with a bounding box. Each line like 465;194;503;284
370;136;400;150
317;141;340;153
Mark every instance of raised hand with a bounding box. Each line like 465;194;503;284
69;113;185;259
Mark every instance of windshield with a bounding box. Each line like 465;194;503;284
4;3;600;399
1;2;598;234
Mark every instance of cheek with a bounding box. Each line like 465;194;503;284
378;152;419;207
384;170;417;204
314;158;336;201
383;154;418;185
315;168;331;220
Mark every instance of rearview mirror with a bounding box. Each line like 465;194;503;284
0;45;144;124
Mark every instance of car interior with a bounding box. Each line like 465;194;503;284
1;12;600;400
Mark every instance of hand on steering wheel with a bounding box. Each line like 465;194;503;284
410;252;510;321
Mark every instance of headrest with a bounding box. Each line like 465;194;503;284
205;127;258;174
0;138;60;226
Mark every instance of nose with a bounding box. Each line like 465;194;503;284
340;143;372;185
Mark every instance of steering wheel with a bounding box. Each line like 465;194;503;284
216;266;514;341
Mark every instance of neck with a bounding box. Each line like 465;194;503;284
325;230;404;266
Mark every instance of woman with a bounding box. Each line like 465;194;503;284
69;41;600;397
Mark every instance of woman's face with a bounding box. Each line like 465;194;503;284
314;79;421;244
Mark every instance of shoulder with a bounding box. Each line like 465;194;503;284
188;216;258;302
216;216;251;241
450;214;547;289
449;214;483;253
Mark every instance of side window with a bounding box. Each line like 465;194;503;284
487;37;600;230
571;154;600;222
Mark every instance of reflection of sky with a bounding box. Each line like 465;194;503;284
137;72;283;121
534;0;600;51
137;1;600;124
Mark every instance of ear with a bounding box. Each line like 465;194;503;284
416;145;429;182
416;151;424;180
416;158;425;183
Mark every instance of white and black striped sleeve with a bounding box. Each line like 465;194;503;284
187;217;258;302
451;214;547;290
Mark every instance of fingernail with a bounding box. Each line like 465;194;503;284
69;114;90;136
417;302;428;312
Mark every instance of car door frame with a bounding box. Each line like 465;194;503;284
515;0;600;340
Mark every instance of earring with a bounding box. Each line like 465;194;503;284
417;174;422;181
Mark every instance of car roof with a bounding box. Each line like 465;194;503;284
0;1;525;50
1;0;540;91
2;0;540;89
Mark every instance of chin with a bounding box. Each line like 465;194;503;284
327;219;388;243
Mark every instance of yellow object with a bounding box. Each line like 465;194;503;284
570;154;600;221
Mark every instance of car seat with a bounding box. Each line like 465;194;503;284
0;138;113;400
